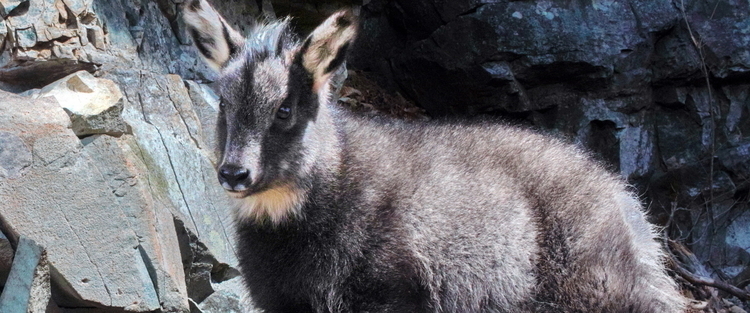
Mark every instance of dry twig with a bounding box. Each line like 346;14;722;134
669;240;750;301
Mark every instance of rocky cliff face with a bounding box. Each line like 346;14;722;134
0;0;748;312
0;0;247;312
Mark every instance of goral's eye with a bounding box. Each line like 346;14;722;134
219;97;226;108
276;106;291;119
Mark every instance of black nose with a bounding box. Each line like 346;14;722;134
218;164;251;190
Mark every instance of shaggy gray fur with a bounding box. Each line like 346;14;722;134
184;1;688;312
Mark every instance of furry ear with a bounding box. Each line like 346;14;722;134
299;10;358;92
183;0;245;70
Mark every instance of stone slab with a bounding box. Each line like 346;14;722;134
0;237;49;313
0;91;160;311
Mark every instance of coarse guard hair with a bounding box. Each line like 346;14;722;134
184;1;688;312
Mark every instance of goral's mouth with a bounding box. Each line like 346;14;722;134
223;180;290;200
223;182;268;198
225;190;250;199
222;182;255;198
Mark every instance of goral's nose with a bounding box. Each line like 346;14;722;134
218;164;250;191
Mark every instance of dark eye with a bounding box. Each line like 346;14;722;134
219;97;226;107
276;106;291;119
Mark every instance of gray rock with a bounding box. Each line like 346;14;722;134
91;0;212;81
0;131;32;179
729;304;748;313
354;0;650;115
0;0;24;17
353;0;748;116
0;19;6;45
618;123;656;180
718;141;750;181
80;134;190;312
29;71;130;137
656;106;703;171
62;0;89;16
682;170;735;199
685;0;750;78
204;0;261;36
0;91;161;311
0;237;50;313
84;25;105;50
14;27;36;48
184;80;220;158
100;71;249;311
175;216;233;305
722;85;750;146
105;71;246;312
0;1;292;312
654;86;690;107
651;23;704;84
0;0;102;87
685;199;749;281
0;0;267;86
113;70;238;270
197;277;252;313
189;299;204;313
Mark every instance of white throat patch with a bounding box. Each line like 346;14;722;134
233;184;306;225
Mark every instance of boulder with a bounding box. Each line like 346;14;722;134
175;216;246;311
196;277;252;313
27;71;130;137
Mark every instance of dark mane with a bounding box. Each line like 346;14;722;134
243;18;299;62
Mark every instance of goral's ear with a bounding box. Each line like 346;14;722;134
183;0;246;71
299;10;358;92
